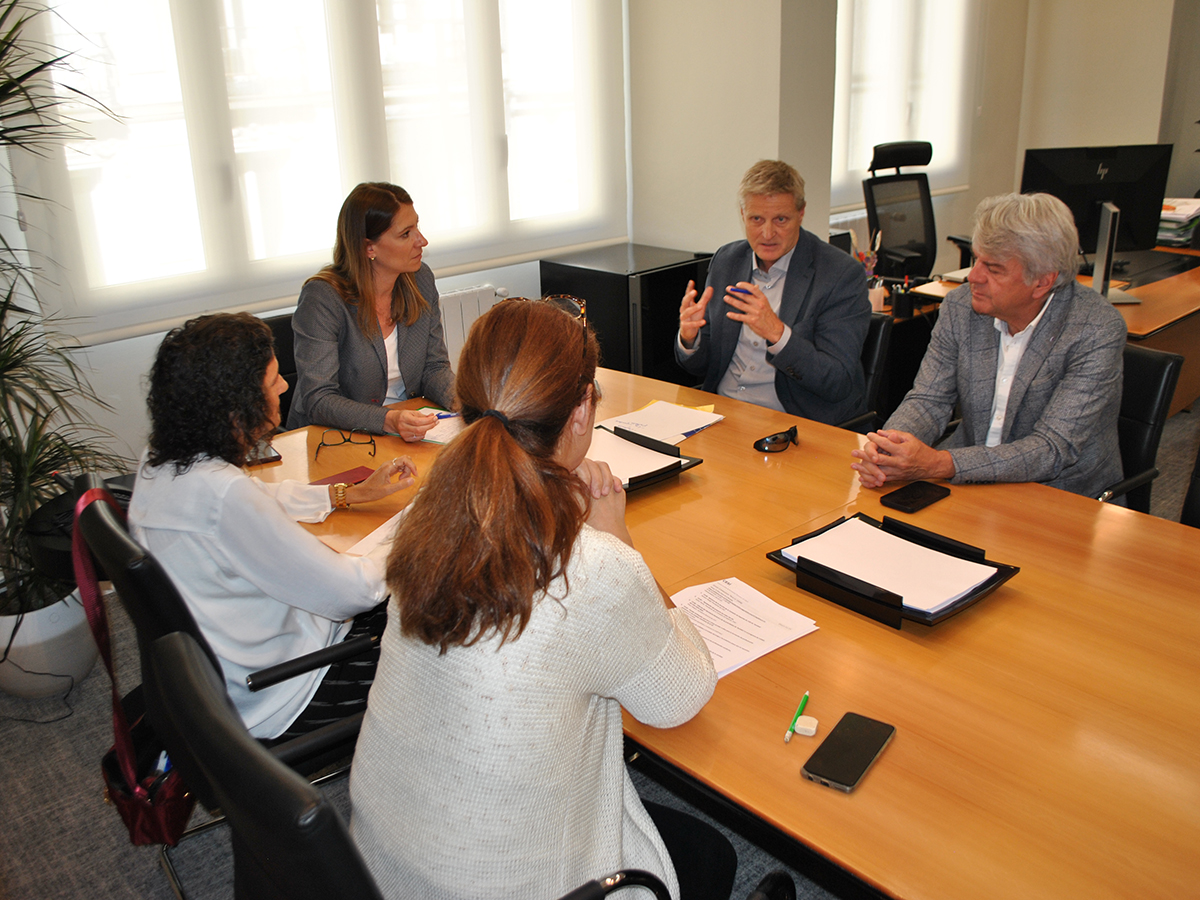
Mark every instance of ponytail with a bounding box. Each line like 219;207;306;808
387;300;600;652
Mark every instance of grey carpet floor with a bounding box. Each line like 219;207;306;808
4;413;1198;900
0;596;828;900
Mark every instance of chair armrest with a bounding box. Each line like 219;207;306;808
1097;468;1158;503
555;871;671;900
946;235;973;269
247;634;379;693
268;711;365;767
837;411;879;434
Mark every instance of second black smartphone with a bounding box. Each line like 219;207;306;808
801;712;895;792
880;480;950;513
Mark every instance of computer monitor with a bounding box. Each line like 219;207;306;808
1020;144;1173;254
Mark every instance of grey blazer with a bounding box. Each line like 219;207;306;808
674;231;870;424
884;280;1125;496
286;264;455;433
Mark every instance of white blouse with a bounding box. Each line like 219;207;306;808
128;453;390;738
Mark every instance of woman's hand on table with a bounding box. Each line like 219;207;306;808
342;456;418;505
384;408;438;442
574;457;632;546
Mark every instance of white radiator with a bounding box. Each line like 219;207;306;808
439;284;504;369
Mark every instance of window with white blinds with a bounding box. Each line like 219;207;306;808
21;0;626;342
830;0;978;213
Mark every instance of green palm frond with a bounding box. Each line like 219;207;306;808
0;0;128;613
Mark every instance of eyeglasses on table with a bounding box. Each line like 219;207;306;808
316;429;376;460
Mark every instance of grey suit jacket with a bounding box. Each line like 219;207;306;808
286;264;455;433
674;231;870;424
884;280;1125;496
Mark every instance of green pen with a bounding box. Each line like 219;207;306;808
784;690;809;743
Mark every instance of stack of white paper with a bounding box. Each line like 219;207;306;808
598;400;723;445
673;577;818;677
587;427;683;488
782;518;994;613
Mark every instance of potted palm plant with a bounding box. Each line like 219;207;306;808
0;0;124;697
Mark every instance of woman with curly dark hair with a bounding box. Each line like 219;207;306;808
350;300;735;900
287;182;454;440
129;313;416;739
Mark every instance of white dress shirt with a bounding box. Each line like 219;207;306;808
986;293;1054;447
128;453;390;738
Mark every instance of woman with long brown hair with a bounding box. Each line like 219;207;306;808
349;300;736;900
287;182;454;440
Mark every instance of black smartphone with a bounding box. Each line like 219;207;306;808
801;712;895;792
880;480;950;513
247;438;282;466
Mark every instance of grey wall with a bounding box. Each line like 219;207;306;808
1160;0;1200;198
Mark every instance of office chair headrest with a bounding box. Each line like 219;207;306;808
868;141;933;175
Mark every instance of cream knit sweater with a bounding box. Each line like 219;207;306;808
349;525;716;900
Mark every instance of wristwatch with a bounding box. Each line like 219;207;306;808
333;483;351;509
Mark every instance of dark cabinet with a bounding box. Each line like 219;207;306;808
540;243;712;385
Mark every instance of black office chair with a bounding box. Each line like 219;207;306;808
1097;345;1183;513
148;629;675;900
1179;441;1200;529
74;477;375;899
863;141;972;280
262;313;297;427
837;312;895;433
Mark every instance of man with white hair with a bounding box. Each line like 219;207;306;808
851;192;1125;497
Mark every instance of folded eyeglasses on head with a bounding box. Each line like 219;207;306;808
508;294;587;322
753;425;799;453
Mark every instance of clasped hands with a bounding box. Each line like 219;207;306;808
573;457;633;547
679;279;785;348
850;430;955;488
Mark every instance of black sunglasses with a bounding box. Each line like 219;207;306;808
754;425;799;453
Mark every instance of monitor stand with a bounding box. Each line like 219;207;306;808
1092;202;1141;305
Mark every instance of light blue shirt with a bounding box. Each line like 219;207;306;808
678;246;796;412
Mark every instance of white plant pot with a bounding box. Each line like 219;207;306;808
0;590;99;699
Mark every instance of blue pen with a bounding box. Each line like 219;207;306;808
729;287;753;295
432;412;457;419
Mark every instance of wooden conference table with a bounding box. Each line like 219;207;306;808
254;371;1200;900
1121;262;1200;415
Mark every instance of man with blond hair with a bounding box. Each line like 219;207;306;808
676;159;870;424
851;192;1125;497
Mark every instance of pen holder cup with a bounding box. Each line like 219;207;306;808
891;289;913;319
868;285;888;312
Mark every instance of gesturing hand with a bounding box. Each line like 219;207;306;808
679;279;712;349
723;282;785;344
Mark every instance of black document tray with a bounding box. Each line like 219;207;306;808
600;426;703;491
766;513;1019;628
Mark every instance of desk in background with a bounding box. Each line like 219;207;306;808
914;251;1200;416
255;371;1200;900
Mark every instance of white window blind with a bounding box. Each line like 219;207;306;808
830;0;977;213
22;0;627;342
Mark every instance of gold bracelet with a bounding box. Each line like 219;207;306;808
333;483;350;509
